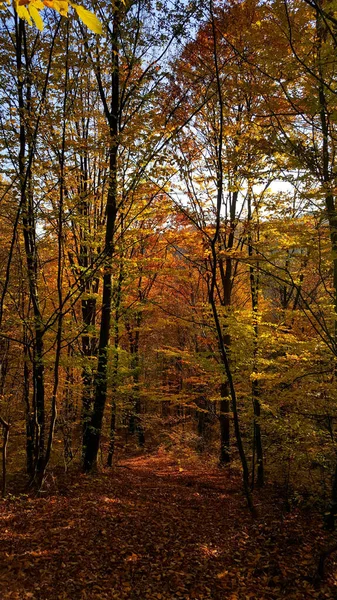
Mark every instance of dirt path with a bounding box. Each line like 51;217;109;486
0;453;335;599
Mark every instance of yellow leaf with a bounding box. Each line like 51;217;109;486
31;0;45;8
28;5;43;29
16;3;32;23
71;3;102;34
53;0;68;15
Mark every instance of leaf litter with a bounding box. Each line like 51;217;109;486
0;452;336;599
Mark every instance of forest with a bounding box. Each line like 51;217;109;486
1;0;337;598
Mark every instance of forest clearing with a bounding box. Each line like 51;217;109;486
3;0;337;597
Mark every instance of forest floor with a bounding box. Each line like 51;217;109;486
1;450;337;600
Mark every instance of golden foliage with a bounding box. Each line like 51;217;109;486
11;0;103;33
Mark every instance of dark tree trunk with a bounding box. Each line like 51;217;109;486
16;18;46;475
248;192;264;489
23;347;34;476
0;417;9;497
107;260;123;466
206;2;254;513
83;5;120;470
316;7;337;528
79;156;99;448
129;338;145;447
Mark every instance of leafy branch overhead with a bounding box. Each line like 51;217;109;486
10;0;103;33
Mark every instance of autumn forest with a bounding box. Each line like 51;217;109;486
1;0;337;598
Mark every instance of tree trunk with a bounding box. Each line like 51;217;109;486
207;1;254;512
83;5;120;471
16;18;46;475
0;417;9;497
107;258;124;466
316;8;337;527
248;192;264;489
129;332;145;448
23;342;34;476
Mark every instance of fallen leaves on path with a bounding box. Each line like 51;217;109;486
0;453;336;599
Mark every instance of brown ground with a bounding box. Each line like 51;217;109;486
0;452;336;599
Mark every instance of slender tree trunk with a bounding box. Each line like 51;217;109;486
248;193;264;489
107;257;124;466
16;19;46;475
0;417;9;497
23;336;34;475
132;343;145;448
126;273;146;448
316;8;337;528
0;344;9;494
207;1;254;512
83;6;120;470
62;360;75;467
81;297;97;447
209;292;254;512
107;399;116;467
78;129;99;449
127;325;145;447
37;26;69;485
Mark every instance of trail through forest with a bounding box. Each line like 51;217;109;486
0;452;336;600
